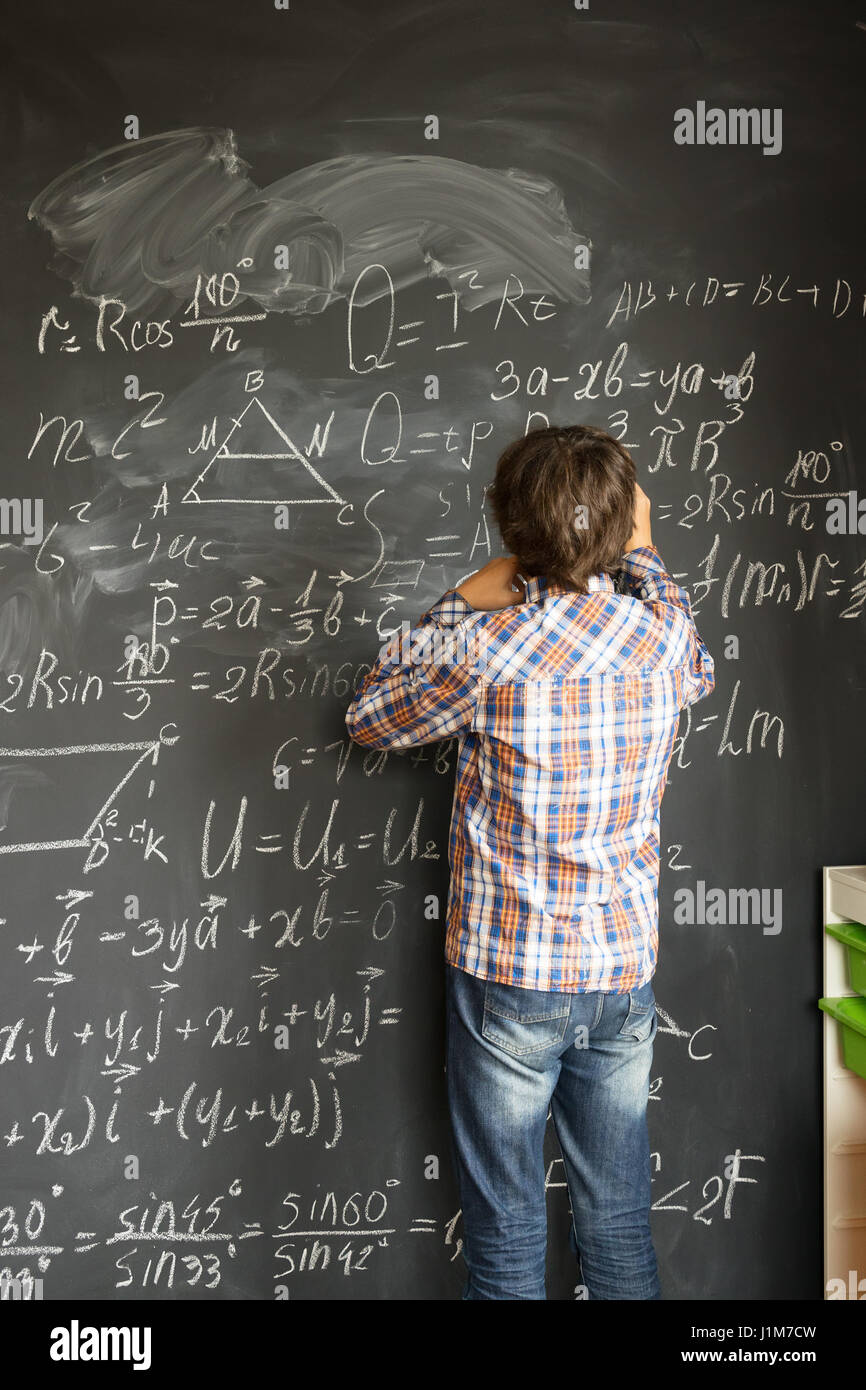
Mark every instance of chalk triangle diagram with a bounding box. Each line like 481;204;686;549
0;730;176;866
182;396;344;506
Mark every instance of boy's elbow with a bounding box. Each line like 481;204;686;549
692;666;715;704
345;710;396;750
680;657;715;708
345;709;373;746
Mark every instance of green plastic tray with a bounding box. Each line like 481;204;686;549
819;995;866;1079
824;920;866;997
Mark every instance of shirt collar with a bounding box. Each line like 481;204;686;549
522;571;616;604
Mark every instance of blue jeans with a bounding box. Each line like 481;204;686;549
445;962;661;1300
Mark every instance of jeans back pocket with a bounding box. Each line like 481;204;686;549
617;978;656;1042
481;980;571;1056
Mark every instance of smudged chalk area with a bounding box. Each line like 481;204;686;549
28;127;591;318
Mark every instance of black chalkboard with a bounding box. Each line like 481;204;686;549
1;0;864;1302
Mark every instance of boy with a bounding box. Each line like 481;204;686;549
345;424;715;1299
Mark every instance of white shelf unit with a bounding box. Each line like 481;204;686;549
823;865;866;1298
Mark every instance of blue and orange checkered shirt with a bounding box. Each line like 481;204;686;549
345;545;715;993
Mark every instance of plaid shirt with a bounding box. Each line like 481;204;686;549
345;545;715;993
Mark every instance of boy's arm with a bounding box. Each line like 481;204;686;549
345;589;487;749
619;544;715;707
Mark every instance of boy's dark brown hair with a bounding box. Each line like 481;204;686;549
486;425;636;595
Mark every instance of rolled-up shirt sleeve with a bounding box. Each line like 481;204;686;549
345;589;488;749
620;545;715;708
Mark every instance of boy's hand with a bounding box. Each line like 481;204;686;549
456;556;526;611
626;482;653;554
